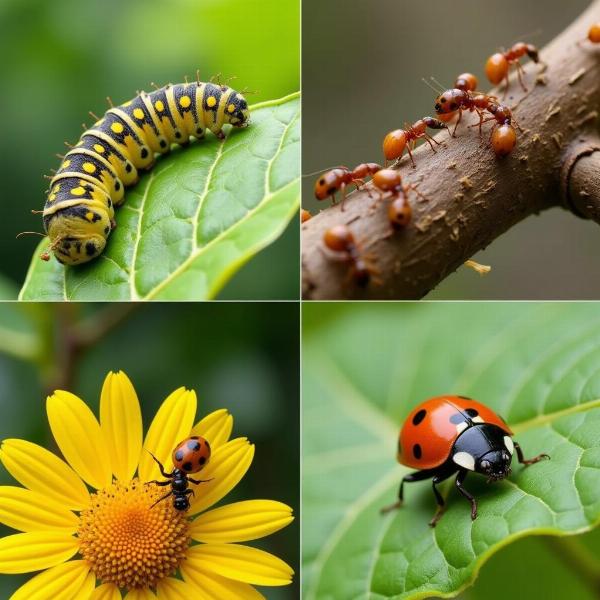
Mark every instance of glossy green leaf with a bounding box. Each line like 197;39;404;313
19;93;300;301
302;303;600;600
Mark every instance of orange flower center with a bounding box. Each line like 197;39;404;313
77;478;190;589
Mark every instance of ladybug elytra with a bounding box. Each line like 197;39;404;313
382;395;549;526
146;435;212;511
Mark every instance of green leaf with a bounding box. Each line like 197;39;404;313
19;93;300;301
302;303;600;600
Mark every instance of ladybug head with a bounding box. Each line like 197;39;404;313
476;449;512;482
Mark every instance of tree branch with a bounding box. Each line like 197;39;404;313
302;0;600;300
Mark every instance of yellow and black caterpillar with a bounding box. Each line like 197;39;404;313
42;81;250;265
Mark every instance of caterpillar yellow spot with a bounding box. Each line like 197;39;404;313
42;79;250;266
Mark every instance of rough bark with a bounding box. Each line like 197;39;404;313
302;0;600;300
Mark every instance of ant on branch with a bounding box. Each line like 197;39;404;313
485;42;540;95
382;117;449;167
314;163;382;210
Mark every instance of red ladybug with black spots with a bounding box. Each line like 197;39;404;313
382;396;549;526
147;436;212;511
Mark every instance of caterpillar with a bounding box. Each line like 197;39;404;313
42;80;250;265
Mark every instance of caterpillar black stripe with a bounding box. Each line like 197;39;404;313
42;81;250;265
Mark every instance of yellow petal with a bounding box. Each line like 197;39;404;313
10;560;93;600
0;439;89;510
191;409;233;449
190;500;294;543
186;543;294;586
138;387;197;482
47;390;112;489
90;583;121;600
156;577;209;600
0;486;79;533
0;531;79;573
181;557;265;600
100;371;143;481
124;588;157;599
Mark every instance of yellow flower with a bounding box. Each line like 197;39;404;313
0;371;294;599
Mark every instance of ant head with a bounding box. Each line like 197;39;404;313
434;89;463;114
525;44;539;62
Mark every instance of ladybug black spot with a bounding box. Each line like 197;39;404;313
187;440;201;451
182;461;193;472
466;408;479;418
175;450;184;461
412;409;427;426
449;413;465;424
413;443;422;459
199;456;206;465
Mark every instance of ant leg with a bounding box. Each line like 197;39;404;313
451;110;463;137
515;61;528;92
424;132;443;146
422;135;438;153
146;479;172;487
408;184;428;202
146;451;173;479
503;73;510;99
183;489;195;498
455;469;477;521
514;442;550;465
340;183;348;212
405;144;416;168
187;476;214;485
150;490;173;509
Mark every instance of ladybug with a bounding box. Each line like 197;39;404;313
382;395;549;526
146;436;212;511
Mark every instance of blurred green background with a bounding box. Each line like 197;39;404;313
302;0;599;299
0;0;300;300
0;302;299;599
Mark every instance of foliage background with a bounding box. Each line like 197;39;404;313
302;0;599;299
303;302;600;599
0;0;300;299
0;302;300;599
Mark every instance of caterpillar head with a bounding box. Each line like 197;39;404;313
44;206;111;265
225;92;250;127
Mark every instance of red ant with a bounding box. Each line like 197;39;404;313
485;42;539;94
301;208;312;223
314;163;382;210
322;224;378;287
382;117;449;167
369;169;423;229
433;83;517;156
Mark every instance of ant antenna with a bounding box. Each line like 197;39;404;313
430;76;449;91
302;165;347;178
421;77;443;94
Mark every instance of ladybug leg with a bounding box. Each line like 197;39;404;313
187;476;214;485
514;442;550;465
455;469;477;521
380;470;434;514
146;450;173;479
150;490;173;509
